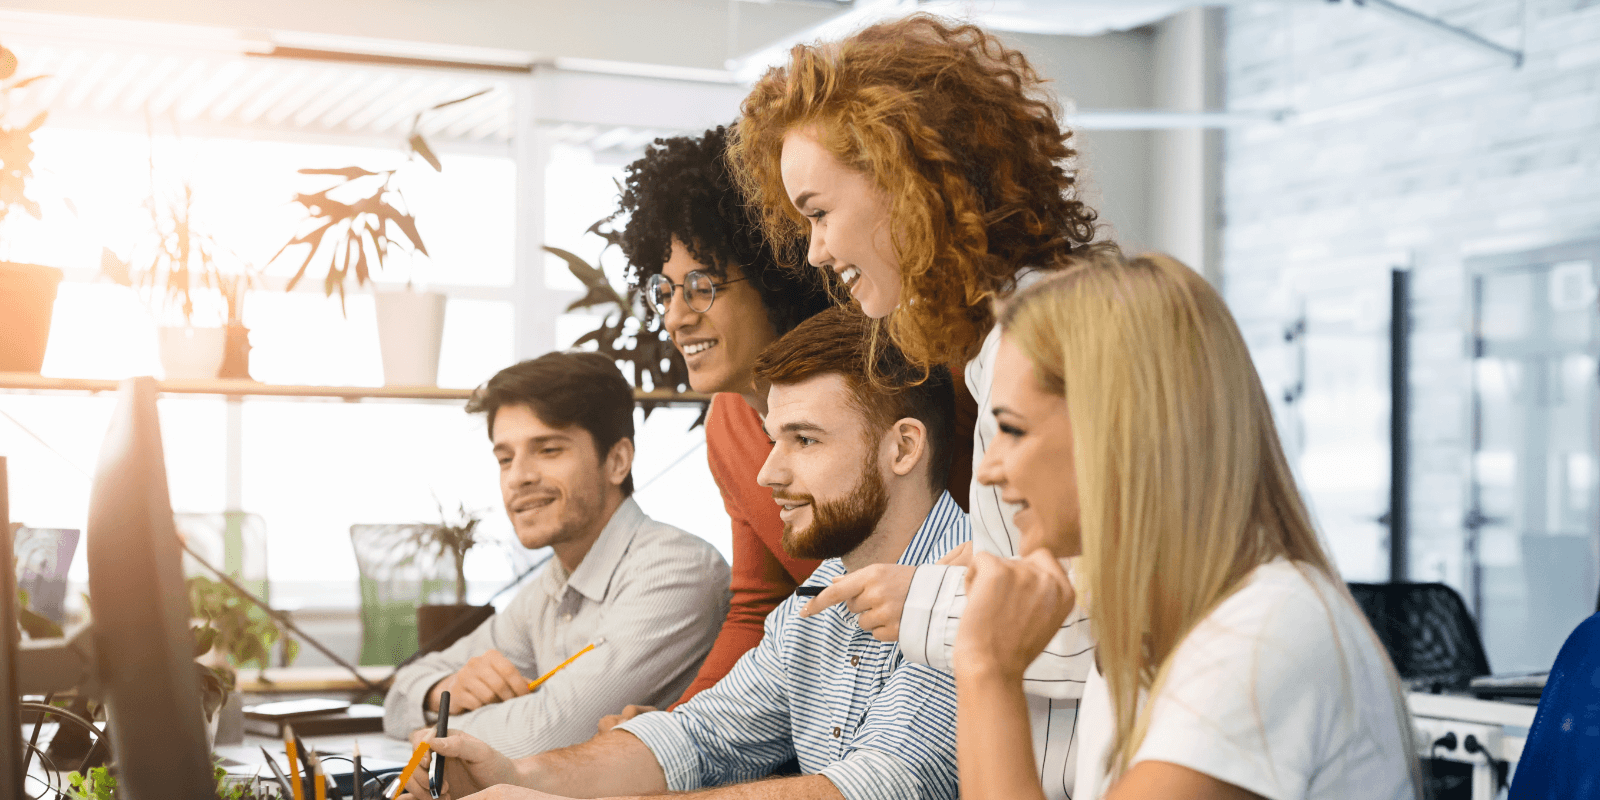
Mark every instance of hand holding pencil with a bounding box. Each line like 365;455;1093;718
394;730;522;800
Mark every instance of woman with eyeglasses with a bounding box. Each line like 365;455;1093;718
594;125;832;727
728;16;1101;797
959;250;1420;800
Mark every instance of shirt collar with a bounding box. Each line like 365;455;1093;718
895;491;970;567
540;496;647;603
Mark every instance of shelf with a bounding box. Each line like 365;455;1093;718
0;373;709;404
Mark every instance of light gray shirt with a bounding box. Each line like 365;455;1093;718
383;497;731;758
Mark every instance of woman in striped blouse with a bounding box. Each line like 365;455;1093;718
728;14;1103;797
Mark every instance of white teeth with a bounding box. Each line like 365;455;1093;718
839;267;860;287
682;340;717;356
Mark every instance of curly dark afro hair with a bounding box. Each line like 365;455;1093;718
614;124;830;337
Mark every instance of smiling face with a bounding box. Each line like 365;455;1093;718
757;373;890;560
492;403;626;556
779;127;901;318
975;334;1081;558
660;238;780;396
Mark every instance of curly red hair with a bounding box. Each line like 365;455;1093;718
728;13;1099;370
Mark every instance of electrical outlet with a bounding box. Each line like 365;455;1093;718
1414;716;1504;764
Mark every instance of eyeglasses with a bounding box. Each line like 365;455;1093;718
645;271;750;316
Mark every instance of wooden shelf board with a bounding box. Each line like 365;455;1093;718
0;373;708;404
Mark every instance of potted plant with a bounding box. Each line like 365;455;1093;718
0;41;61;374
545;217;700;419
410;500;495;653
269;90;488;387
188;575;299;746
102;165;255;381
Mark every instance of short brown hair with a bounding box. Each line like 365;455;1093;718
753;306;954;491
728;13;1099;371
467;352;636;495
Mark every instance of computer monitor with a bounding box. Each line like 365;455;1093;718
5;378;215;798
2;456;28;797
82;376;214;797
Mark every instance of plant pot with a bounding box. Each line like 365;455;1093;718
416;604;494;655
0;262;63;373
158;325;227;380
218;322;253;380
374;289;447;386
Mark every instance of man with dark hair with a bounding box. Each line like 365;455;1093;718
401;307;969;800
382;351;731;759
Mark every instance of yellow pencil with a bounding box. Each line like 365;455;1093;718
307;748;328;800
284;725;305;800
391;741;432;800
527;641;599;691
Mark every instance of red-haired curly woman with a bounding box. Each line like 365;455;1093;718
729;14;1101;799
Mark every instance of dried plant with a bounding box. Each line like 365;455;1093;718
0;42;50;236
269;89;489;314
545;217;700;419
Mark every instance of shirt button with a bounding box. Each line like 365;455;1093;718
560;613;572;623
832;727;841;738
849;655;860;667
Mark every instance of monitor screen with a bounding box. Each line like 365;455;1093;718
84;377;215;798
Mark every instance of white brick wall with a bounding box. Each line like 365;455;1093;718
1223;0;1600;618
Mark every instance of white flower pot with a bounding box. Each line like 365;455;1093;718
158;326;228;380
374;289;448;387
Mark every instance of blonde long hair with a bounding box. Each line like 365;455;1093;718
1002;249;1419;791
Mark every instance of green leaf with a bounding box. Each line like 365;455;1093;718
545;245;631;314
409;133;442;172
429;87;492;111
10;74;50;91
298;166;378;178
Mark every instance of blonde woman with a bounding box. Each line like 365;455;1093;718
729;17;1102;794
958;250;1420;799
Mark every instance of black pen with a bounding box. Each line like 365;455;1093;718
795;585;825;597
431;690;451;798
259;746;296;799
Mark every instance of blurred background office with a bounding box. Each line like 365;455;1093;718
0;0;1594;705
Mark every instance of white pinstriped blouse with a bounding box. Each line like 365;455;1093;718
900;311;1097;800
618;492;970;800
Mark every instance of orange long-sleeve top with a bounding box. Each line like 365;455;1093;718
674;383;976;706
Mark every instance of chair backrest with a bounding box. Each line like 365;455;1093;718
13;527;79;624
1509;612;1600;799
349;524;453;665
175;511;270;601
1347;582;1492;690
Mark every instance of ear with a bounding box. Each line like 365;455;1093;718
604;437;635;489
884;417;928;478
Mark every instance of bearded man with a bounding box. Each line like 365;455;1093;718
400;306;969;800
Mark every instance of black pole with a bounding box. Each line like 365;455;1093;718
1390;269;1411;583
0;458;27;799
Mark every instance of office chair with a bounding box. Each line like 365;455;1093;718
1508;612;1600;799
349;524;454;665
13;527;78;624
1347;582;1492;691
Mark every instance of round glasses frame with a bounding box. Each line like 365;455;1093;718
645;271;750;316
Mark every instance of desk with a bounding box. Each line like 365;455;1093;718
1408;692;1535;800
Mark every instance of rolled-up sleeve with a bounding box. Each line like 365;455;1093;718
616;611;794;790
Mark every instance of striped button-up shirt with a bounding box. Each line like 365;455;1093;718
618;492;970;800
383;498;730;758
900;314;1096;800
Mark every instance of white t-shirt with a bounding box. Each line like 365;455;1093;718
1075;559;1415;800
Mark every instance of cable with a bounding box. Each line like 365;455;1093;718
1462;734;1510;791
